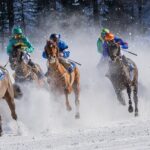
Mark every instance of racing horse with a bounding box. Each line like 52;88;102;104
0;66;21;136
44;40;80;119
106;40;138;116
10;44;43;84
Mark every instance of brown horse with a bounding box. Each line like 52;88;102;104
45;40;80;119
0;66;18;136
106;40;139;116
10;45;43;84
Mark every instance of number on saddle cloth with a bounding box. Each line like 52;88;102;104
0;69;5;80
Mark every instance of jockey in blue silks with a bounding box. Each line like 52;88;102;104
42;34;76;75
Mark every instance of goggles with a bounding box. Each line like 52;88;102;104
14;34;22;39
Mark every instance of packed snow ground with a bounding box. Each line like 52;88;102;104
0;29;150;149
0;119;150;150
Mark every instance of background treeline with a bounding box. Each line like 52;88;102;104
0;0;149;50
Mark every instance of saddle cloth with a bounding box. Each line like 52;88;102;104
126;59;135;81
0;68;5;80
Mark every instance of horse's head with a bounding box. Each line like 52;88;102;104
10;45;27;71
45;40;59;64
107;40;121;62
12;45;24;63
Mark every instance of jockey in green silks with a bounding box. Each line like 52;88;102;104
7;27;34;55
7;26;43;79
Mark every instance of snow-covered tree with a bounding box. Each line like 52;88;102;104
13;0;38;35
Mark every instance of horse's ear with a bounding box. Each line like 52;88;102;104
46;40;49;45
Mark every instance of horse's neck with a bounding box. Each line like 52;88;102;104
16;62;31;76
109;58;123;74
116;58;129;76
49;60;66;76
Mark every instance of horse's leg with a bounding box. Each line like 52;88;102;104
73;83;80;119
133;84;138;116
64;90;72;111
115;88;126;105
0;115;2;136
127;85;133;113
110;78;126;105
73;69;80;119
13;83;23;99
4;90;17;120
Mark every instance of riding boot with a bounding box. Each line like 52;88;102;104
59;58;76;74
59;58;70;69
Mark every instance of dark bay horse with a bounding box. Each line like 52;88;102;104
10;45;43;84
106;40;139;116
44;40;80;119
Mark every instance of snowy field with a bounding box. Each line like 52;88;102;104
0;29;150;149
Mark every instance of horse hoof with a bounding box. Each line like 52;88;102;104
120;100;126;106
12;114;17;120
67;106;72;111
135;111;138;117
128;105;133;113
75;113;80;119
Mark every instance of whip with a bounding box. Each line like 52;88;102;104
126;51;137;56
68;59;82;66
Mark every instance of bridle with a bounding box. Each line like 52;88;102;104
107;40;121;61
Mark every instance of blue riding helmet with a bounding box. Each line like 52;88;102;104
50;34;61;41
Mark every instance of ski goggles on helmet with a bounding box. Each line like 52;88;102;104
14;34;22;39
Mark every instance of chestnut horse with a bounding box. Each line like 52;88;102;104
106;40;139;116
0;66;19;136
45;40;80;119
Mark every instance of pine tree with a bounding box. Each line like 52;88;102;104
13;0;38;35
0;1;9;51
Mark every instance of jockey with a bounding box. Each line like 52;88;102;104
7;26;43;79
42;33;76;74
7;27;34;55
97;28;128;61
97;28;134;79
